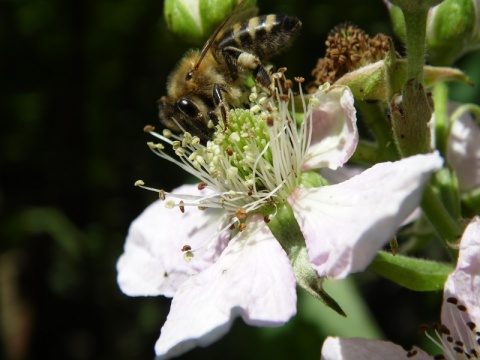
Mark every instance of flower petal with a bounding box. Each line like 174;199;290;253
321;337;431;360
303;85;358;171
154;214;297;359
442;216;480;337
446;112;480;191
290;152;443;278
117;184;229;298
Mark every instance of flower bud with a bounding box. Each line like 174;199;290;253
427;0;480;65
164;0;256;45
385;0;480;65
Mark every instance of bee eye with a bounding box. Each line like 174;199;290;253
177;98;199;118
186;71;193;81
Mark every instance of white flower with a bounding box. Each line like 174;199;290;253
117;81;443;358
321;216;480;360
447;109;480;192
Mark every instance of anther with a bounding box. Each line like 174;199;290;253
263;215;270;223
467;322;476;331
266;116;274;127
406;349;417;357
294;76;305;83
134;180;145;186
447;297;458;305
239;223;246;232
159;189;166;200
197;182;208;190
440;325;451;335
179;200;185;213
181;245;192;252
235;208;247;220
143;125;155;132
418;324;429;333
457;304;467;312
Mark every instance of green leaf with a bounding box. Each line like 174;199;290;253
368;251;454;291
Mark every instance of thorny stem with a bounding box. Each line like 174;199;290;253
403;7;429;83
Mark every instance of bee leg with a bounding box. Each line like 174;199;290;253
212;83;229;131
252;65;274;94
222;47;274;94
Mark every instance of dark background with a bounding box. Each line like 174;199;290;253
1;0;479;359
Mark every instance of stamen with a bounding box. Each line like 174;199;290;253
423;298;480;359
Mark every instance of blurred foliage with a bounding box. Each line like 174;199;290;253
0;0;479;359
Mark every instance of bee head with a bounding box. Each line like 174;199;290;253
158;96;212;143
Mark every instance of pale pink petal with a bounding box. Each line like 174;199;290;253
321;337;432;360
117;184;229;298
321;165;365;184
303;86;358;171
446;112;480;191
154;214;297;359
290;152;443;279
441;217;480;339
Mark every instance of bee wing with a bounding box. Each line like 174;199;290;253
192;0;258;73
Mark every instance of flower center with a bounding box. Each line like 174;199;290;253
139;76;314;226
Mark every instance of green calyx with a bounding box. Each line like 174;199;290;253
264;201;346;316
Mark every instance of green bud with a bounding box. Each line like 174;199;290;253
389;0;443;12
164;0;256;45
386;0;480;65
391;79;433;157
387;4;407;42
427;0;480;65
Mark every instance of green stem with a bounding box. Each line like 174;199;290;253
403;8;429;83
356;101;398;158
433;82;449;156
421;185;462;250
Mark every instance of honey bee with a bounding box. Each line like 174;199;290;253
158;3;302;143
